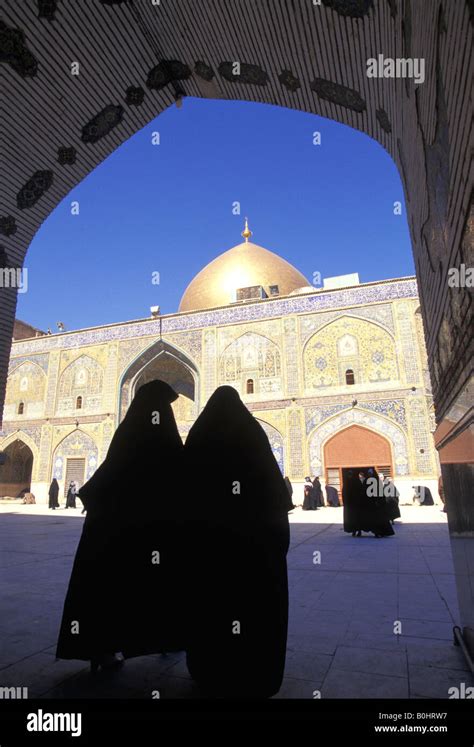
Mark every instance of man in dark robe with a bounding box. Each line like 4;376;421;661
325;484;339;507
184;386;292;698
312;476;324;507
56;380;186;669
48;478;59;509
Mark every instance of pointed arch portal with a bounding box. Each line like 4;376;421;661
0;439;34;498
119;340;199;434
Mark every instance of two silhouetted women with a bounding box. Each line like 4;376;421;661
57;382;291;698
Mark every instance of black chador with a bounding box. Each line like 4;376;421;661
343;470;394;537
366;469;395;537
56;380;186;667
184;386;292;698
343;471;362;534
48;478;59;509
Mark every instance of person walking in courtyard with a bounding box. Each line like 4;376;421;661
366;468;395;537
343;470;362;536
312;475;324;507
65;480;77;509
303;476;318;510
48;478;59;510
325;483;339;507
381;474;401;522
56;380;186;671
284;475;296;510
184;386;292;698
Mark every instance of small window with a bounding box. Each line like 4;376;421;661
76;396;83;410
345;369;355;385
269;285;279;296
18;402;24;415
246;379;254;394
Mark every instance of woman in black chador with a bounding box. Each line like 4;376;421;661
48;478;59;510
343;470;363;536
65;480;77;508
184;386;292;698
366;468;395;537
303;476;318;510
56;380;185;670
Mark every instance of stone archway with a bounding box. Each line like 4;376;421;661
51;429;99;498
1;0;472;651
0;437;34;497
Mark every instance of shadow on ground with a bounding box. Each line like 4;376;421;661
0;508;472;699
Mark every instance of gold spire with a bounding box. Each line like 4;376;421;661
241;217;252;243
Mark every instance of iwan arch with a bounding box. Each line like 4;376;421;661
1;2;472;650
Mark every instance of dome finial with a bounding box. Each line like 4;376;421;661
241;217;252;243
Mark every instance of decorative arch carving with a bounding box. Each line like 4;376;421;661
219;332;282;397
51;429;98;483
5;360;46;419
56;354;103;415
119;339;199;423
308;408;409;477
303;316;398;390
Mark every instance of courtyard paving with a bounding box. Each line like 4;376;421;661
0;502;472;699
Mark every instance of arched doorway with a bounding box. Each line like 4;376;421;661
120;341;199;441
52;430;98;498
323;424;393;500
0;439;33;498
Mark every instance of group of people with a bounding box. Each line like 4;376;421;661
302;475;339;509
343;468;400;538
48;478;79;510
56;382;293;699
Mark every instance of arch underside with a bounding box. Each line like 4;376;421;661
1;1;471;431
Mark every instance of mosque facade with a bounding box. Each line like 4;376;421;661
0;223;440;504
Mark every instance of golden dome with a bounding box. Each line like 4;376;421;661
178;221;309;312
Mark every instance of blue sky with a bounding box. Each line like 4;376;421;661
18;98;413;331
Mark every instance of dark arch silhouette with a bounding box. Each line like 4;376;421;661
0;439;33;497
